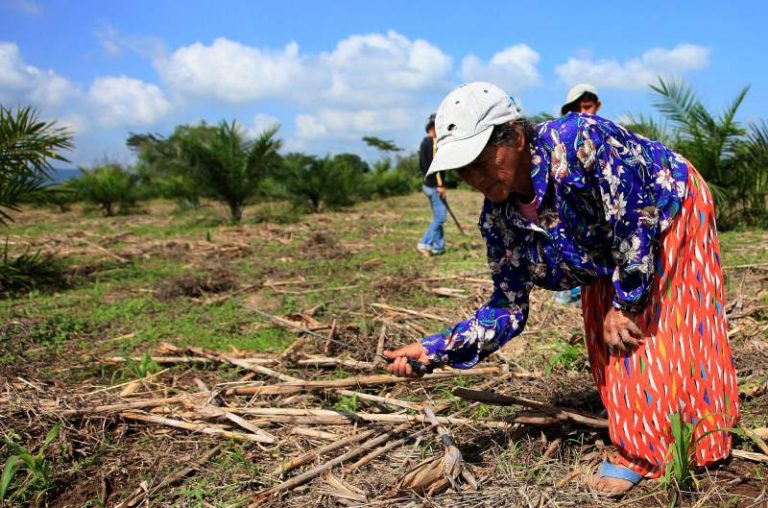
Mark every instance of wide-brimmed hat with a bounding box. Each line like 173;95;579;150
560;83;599;115
425;82;521;177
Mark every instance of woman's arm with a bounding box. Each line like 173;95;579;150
419;209;533;369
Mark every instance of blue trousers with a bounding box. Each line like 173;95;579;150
419;185;446;254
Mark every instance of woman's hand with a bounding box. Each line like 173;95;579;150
603;307;644;353
383;343;431;378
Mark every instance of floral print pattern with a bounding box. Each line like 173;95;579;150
421;113;689;368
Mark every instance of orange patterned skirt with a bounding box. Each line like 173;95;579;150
581;166;740;478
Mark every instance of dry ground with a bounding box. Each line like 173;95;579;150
1;191;767;507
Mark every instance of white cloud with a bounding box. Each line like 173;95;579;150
94;22;165;60
94;23;123;57
248;113;280;138
461;44;541;94
88;76;172;127
555;44;710;90
156;38;305;103
0;42;77;107
318;30;452;107
4;0;42;15
294;108;413;140
56;113;90;135
155;31;452;109
295;114;328;139
152;31;453;149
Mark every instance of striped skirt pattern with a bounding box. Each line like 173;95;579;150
581;166;740;478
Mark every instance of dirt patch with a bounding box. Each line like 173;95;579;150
154;266;239;300
370;266;423;299
298;231;350;259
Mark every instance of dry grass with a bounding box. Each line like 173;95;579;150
1;193;767;507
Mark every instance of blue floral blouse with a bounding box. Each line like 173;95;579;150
421;113;690;369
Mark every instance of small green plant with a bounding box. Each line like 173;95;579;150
660;415;768;505
1;422;61;504
116;351;159;381
545;339;584;373
333;394;358;413
663;413;696;493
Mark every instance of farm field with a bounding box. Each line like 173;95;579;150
1;190;767;507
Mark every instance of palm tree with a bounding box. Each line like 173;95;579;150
0;106;73;224
622;112;673;146
739;120;768;223
627;78;768;228
649;78;749;205
0;106;72;294
181;121;282;223
282;153;363;213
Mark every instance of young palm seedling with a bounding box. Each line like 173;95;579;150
1;422;61;504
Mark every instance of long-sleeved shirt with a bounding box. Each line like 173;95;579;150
421;113;689;369
420;136;438;188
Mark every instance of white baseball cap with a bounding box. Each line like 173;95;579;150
426;82;521;177
561;83;599;115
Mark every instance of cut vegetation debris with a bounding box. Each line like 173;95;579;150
2;195;767;507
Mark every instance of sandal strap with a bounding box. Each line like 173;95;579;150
598;461;644;484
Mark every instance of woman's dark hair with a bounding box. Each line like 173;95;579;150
488;118;536;149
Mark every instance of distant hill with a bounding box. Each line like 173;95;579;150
50;168;80;184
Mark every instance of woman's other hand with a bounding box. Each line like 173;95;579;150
383;343;431;378
603;308;644;353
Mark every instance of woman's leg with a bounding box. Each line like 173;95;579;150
674;168;740;466
582;166;739;487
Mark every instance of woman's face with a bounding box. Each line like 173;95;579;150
457;128;531;203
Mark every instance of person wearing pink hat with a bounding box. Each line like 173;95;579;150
384;82;740;497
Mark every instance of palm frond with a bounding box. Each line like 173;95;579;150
0;106;74;224
649;78;701;133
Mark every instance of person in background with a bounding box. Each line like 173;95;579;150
385;82;740;497
417;113;447;256
554;83;602;305
561;83;602;116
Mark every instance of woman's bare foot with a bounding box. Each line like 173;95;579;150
589;461;643;497
589;474;636;497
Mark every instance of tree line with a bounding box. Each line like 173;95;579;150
2;78;768;294
46;122;423;223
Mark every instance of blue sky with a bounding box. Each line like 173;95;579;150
2;0;766;167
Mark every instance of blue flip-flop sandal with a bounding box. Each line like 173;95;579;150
594;461;644;497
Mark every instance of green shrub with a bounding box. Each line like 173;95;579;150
364;158;419;198
73;163;139;216
0;240;67;296
127;129;209;207
42;179;80;212
281;153;363;213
